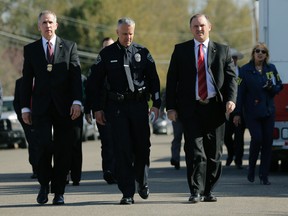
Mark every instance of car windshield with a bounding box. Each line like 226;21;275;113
2;100;14;112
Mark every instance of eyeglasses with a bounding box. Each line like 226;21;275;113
254;49;266;54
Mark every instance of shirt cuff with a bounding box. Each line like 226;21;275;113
21;107;31;113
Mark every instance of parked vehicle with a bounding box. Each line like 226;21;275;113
259;0;288;171
0;96;27;148
82;115;99;141
152;112;173;135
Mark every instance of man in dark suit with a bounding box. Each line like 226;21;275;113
166;14;237;203
20;10;82;205
13;77;38;178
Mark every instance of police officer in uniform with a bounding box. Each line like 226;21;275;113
88;17;161;205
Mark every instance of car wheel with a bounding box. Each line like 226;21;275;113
270;160;279;172
18;138;27;149
7;142;15;149
280;159;288;172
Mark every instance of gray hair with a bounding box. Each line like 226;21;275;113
117;17;135;27
38;10;57;24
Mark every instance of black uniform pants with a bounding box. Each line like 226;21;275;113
70;114;83;183
224;114;245;166
97;122;115;174
106;99;151;197
19;120;38;173
32;103;74;194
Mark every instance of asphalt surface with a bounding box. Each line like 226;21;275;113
0;132;288;216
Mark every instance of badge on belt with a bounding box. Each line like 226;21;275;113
47;64;53;72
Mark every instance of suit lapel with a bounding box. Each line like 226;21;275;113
35;39;47;63
207;41;216;67
54;36;63;63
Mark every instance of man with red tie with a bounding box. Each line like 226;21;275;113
20;10;82;205
166;14;237;203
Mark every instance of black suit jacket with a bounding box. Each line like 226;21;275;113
166;39;237;122
20;36;82;116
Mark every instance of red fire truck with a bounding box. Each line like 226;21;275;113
259;0;288;171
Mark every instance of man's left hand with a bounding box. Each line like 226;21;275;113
226;101;235;115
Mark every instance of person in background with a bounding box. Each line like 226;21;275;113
233;42;283;185
166;14;237;203
67;74;87;186
160;90;184;170
224;48;246;169
0;81;2;118
20;10;82;205
13;77;38;178
85;37;117;184
88;17;161;205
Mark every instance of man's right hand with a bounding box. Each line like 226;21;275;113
22;112;32;125
95;110;106;125
167;109;178;122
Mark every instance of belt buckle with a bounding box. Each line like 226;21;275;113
116;93;124;101
199;99;209;104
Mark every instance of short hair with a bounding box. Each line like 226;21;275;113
117;17;135;27
189;14;211;26
38;10;57;24
102;37;113;44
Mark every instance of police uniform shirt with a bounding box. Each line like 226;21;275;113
89;40;161;111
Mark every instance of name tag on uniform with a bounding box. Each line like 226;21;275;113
110;60;118;63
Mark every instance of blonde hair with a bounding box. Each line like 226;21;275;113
251;42;269;64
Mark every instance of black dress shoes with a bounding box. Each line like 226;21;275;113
170;159;180;170
137;183;149;199
120;197;134;205
52;194;65;205
72;181;80;186
37;186;49;204
260;177;271;185
247;173;255;183
225;156;233;166
188;193;202;203
203;193;217;202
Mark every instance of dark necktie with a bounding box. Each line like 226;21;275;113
46;41;54;63
197;43;207;100
123;48;135;92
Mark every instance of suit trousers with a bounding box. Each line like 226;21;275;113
32;103;74;194
171;120;184;162
181;100;225;195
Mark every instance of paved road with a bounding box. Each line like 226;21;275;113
0;133;288;216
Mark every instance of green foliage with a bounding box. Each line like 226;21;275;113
0;0;254;96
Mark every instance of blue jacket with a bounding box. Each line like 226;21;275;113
235;61;283;119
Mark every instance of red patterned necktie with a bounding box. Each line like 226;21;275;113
46;41;53;63
197;43;208;100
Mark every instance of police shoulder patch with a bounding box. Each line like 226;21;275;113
95;55;102;65
147;53;154;63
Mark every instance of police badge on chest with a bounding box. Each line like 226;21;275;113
134;53;141;62
47;64;53;72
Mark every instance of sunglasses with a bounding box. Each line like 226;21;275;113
255;49;266;54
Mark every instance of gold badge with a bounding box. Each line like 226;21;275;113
47;64;53;72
